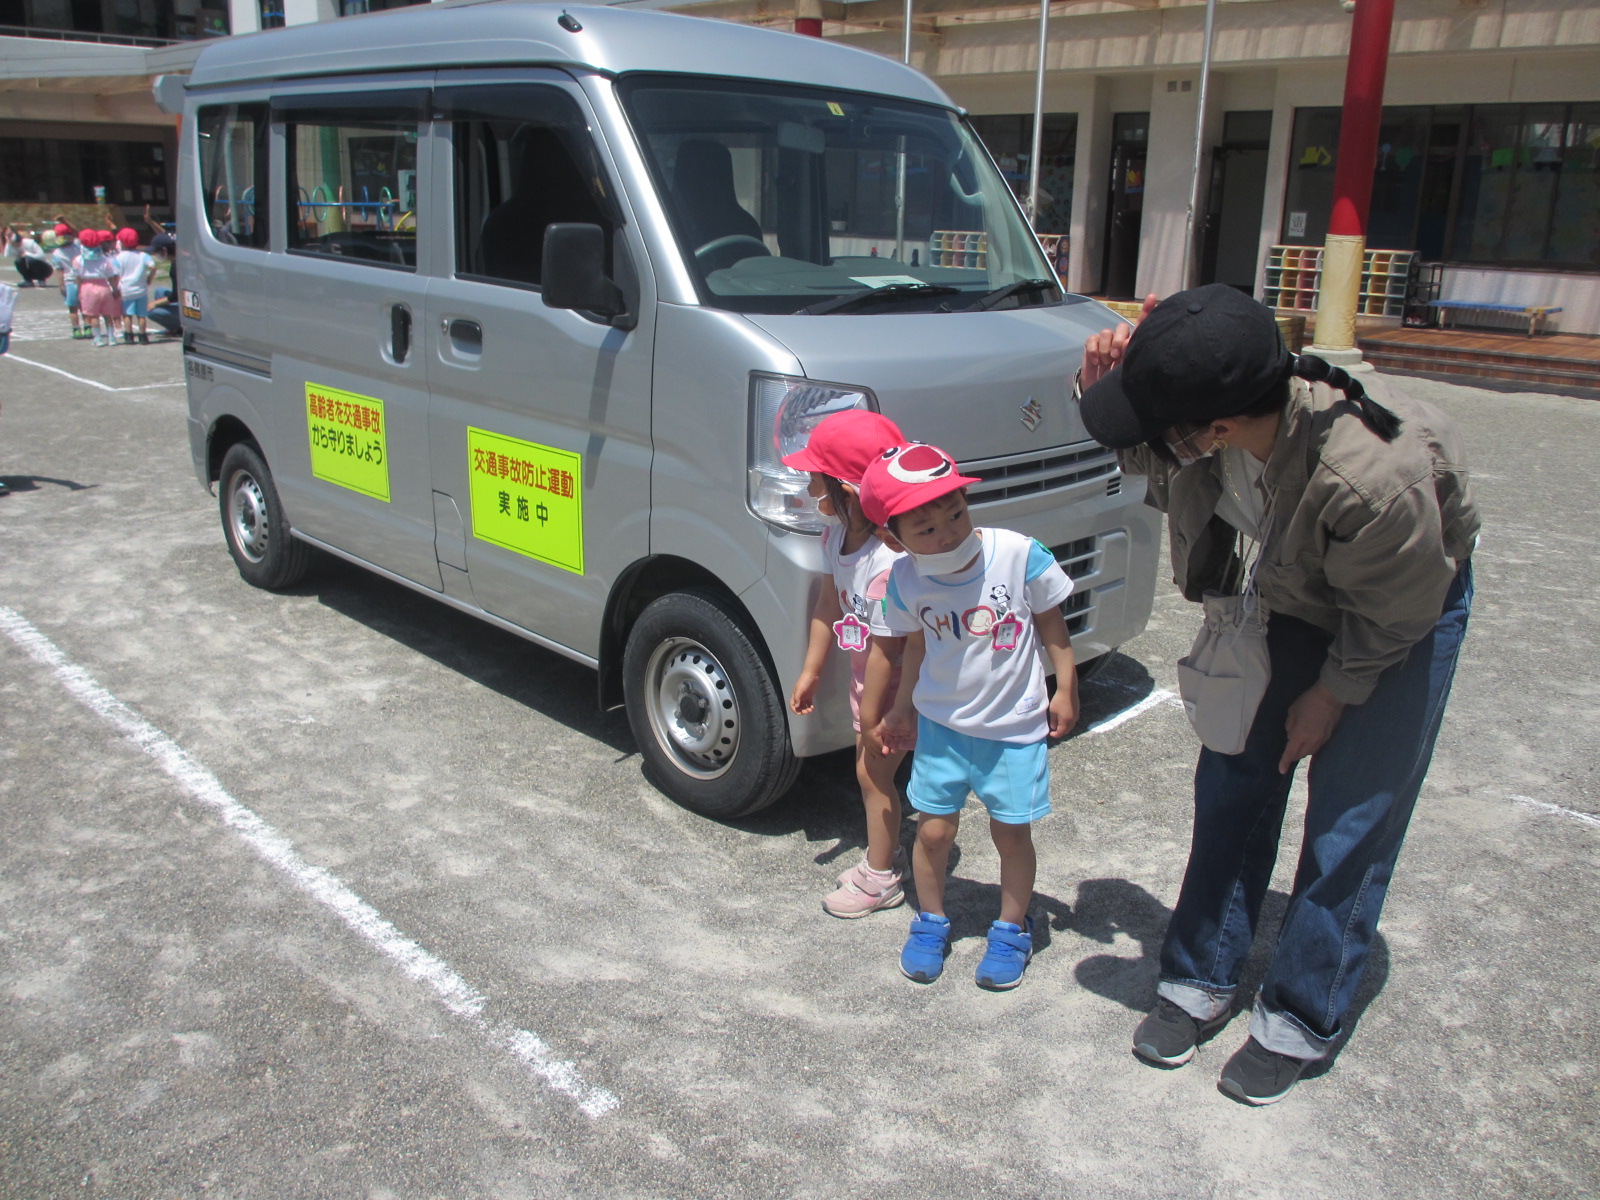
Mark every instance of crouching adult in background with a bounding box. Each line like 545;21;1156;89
1077;285;1479;1105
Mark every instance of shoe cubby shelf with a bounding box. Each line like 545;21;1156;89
1262;245;1418;319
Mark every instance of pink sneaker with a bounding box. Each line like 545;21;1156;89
823;859;906;919
837;845;908;887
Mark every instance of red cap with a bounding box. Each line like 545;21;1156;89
116;227;139;248
81;229;105;247
53;223;71;237
857;442;979;527
780;409;905;487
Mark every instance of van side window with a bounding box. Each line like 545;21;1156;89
285;113;419;269
445;86;615;288
197;104;269;250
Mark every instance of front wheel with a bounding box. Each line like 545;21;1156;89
622;589;799;820
218;441;312;590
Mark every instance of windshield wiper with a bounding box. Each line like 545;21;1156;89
944;277;1060;313
802;283;961;316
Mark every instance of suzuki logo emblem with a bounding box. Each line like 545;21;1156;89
1019;395;1043;432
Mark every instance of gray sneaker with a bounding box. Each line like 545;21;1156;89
1218;1037;1312;1105
1132;997;1231;1067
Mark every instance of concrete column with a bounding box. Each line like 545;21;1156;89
283;0;336;27
1068;77;1113;296
1137;74;1199;299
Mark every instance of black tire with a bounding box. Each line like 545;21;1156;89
218;441;313;590
622;589;800;820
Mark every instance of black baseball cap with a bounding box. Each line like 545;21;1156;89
149;232;176;254
1079;284;1293;450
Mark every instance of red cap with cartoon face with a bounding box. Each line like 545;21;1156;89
857;442;979;527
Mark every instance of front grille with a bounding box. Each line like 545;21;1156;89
962;441;1120;505
1051;536;1097;635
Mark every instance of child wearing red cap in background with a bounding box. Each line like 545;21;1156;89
782;409;911;918
75;230;123;347
48;224;87;339
113;228;157;344
860;442;1079;990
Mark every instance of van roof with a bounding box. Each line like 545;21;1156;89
182;0;953;109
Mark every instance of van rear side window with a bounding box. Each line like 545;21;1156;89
285;113;420;269
197;104;269;250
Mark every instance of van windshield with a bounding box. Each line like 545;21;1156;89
617;74;1062;316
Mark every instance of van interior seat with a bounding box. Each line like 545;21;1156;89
669;139;763;252
479;125;607;286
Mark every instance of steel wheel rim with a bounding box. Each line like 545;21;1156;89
644;636;740;781
228;470;270;564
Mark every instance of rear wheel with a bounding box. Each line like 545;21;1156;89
218;441;312;590
622;589;799;819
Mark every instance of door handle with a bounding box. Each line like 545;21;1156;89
390;303;411;363
443;318;482;353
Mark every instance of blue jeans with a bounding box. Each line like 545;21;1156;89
1157;562;1473;1060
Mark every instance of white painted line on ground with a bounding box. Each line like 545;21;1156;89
0;604;619;1119
0;352;184;392
1082;688;1181;737
1508;794;1600;830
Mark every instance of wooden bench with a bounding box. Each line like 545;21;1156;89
1427;299;1562;337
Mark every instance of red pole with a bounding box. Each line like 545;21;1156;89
1328;0;1395;238
795;0;822;36
1311;0;1396;355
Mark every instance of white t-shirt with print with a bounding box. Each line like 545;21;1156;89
882;527;1073;744
821;521;900;650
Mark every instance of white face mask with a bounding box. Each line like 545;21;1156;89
907;529;983;576
1164;424;1226;469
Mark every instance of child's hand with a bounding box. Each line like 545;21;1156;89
1047;677;1080;740
874;708;917;755
789;670;821;716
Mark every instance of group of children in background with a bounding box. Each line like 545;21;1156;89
51;223;163;347
783;410;1079;992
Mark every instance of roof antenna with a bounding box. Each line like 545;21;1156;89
557;10;583;32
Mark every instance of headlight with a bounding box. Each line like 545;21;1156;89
747;373;878;533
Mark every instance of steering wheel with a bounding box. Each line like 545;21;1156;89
693;234;771;273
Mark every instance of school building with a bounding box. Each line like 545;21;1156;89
3;0;1597;332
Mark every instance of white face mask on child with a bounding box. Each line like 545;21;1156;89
907;530;983;577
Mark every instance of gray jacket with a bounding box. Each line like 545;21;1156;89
1120;373;1479;705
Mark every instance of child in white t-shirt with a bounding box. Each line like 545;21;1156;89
783;409;909;918
112;228;157;344
860;442;1078;990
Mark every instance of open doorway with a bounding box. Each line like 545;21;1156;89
1199;111;1272;292
1099;112;1148;299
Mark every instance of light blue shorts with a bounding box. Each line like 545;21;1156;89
64;282;79;309
122;295;148;317
909;716;1051;825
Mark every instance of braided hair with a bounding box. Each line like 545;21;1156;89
1291;353;1402;441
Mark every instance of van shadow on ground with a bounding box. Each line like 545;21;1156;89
303;554;636;756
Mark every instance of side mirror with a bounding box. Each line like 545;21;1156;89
542;223;628;324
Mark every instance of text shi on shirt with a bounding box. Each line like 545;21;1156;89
882;527;1072;744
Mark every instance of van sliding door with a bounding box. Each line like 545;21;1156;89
424;75;655;659
266;81;441;590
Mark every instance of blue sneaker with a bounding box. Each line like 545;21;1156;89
900;912;952;982
975;917;1034;990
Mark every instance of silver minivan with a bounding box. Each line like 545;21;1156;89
157;0;1159;818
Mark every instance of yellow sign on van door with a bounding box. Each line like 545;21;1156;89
306;383;391;502
467;428;584;574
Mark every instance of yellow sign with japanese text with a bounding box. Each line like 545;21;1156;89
467;428;584;574
306;383;390;502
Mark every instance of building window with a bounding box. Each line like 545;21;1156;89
968;112;1077;234
259;0;284;28
1283;103;1600;271
0;135;169;208
339;0;430;14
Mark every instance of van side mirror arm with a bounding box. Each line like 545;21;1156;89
542;223;635;330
